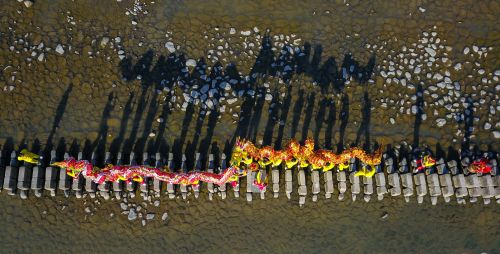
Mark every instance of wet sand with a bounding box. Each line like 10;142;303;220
0;0;499;253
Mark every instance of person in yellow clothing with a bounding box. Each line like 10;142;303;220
17;149;40;164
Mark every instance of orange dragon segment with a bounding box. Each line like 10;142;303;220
230;138;383;172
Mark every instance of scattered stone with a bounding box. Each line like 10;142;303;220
480;121;491;131
380;211;389;220
128;208;137;221
493;131;500;139
146;213;155;220
100;37;110;47
120;202;128;210
436;118;446;127
24;0;33;8
186;59;196;67
424;47;436;57
37;53;44;62
154;200;160;207
84;207;91;213
165;42;176;53
141;219;146;226
418;6;426;12
161;212;169;221
55;44;64;55
411;105;418;114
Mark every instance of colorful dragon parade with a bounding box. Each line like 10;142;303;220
17;138;492;189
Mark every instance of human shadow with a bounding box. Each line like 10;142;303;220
109;92;135;155
290;90;305;140
313;97;329;148
324;99;336;150
263;89;280;146
337;94;350;152
274;86;292;149
92;92;115;164
355;91;371;150
45;84;73;155
301;92;316;143
114;34;378;162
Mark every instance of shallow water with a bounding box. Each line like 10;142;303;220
0;0;499;253
1;192;499;253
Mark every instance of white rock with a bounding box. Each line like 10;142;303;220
240;30;251;36
265;94;273;101
229;28;236;34
128;209;137;220
436;118;446;127
100;37;110;47
37;53;44;61
120;203;128;210
425;47;436;57
165;42;176;53
418;6;426;12
206;99;214;109
411;105;418;114
146;213;155;220
433;73;443;81
219;82;231;91
494;131;500;139
24;0;33;8
161;212;169;221
484;122;491;130
389;118;395;124
463;47;470;55
186;59;196;67
55;44;64;55
227;98;238;105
